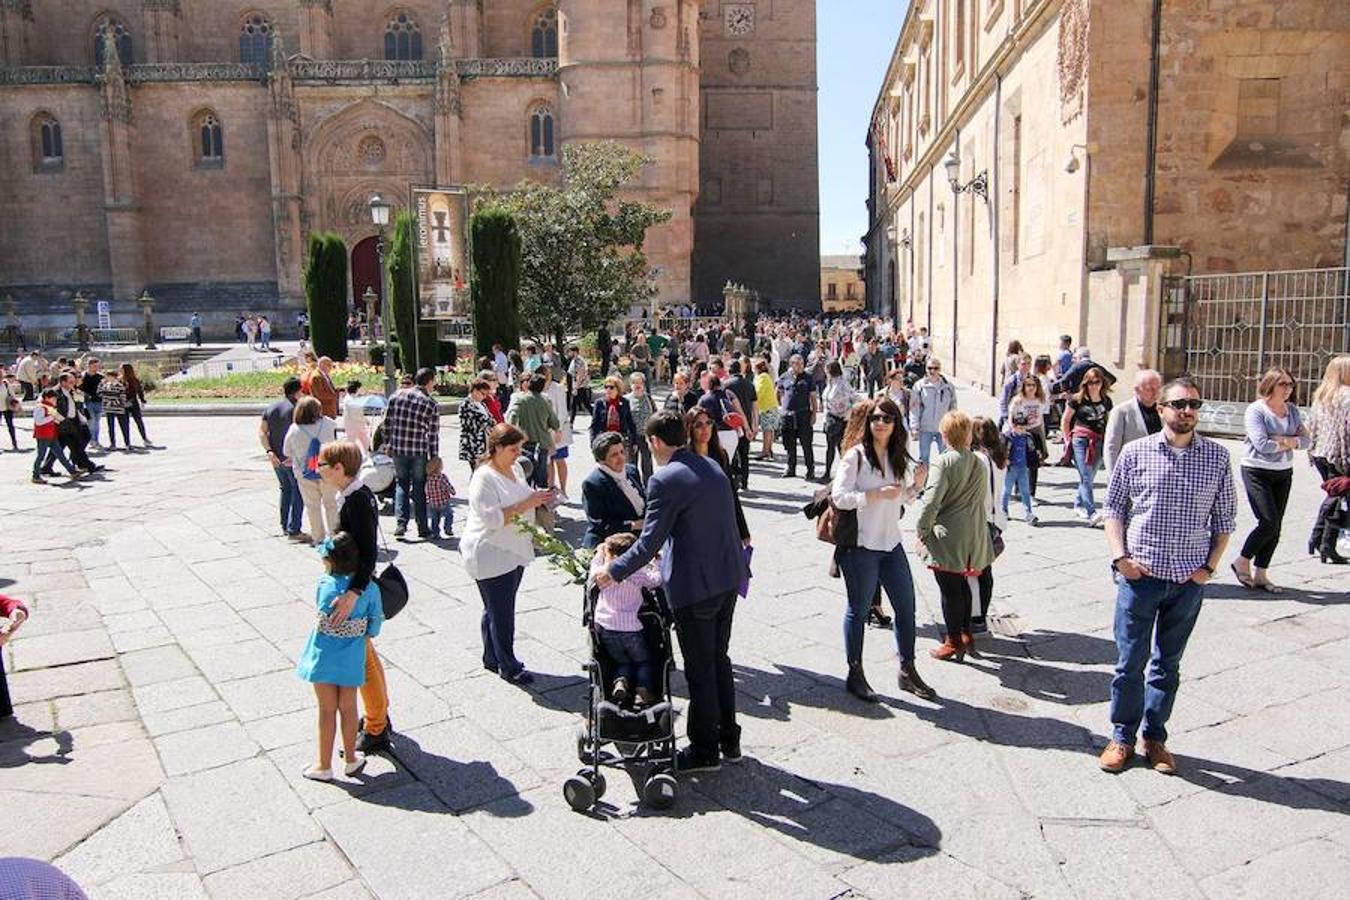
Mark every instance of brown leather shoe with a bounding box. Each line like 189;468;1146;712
929;638;964;662
1143;739;1177;775
1098;741;1135;773
960;632;979;658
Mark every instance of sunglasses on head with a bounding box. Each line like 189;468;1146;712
869;413;896;424
1163;398;1203;411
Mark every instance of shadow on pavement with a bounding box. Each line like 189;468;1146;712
1201;583;1344;606
0;719;74;767
383;730;534;817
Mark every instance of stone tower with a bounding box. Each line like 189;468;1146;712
558;0;702;311
695;0;820;309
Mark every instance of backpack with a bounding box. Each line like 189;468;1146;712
301;428;323;481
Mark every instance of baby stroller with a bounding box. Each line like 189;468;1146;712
565;579;679;812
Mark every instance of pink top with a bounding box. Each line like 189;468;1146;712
0;593;28;618
590;556;662;633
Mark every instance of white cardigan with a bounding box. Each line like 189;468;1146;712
459;463;538;580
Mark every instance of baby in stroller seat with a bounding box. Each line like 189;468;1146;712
588;533;663;707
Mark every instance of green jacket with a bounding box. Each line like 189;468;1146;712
916;449;994;573
506;391;560;451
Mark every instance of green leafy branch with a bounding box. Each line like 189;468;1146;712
516;519;594;584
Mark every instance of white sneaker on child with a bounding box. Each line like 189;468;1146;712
344;755;367;777
302;766;333;782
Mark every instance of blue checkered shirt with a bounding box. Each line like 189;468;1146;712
1104;432;1236;583
382;387;439;459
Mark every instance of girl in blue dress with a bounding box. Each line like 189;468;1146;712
296;532;384;781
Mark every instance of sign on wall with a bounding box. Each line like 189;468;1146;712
411;187;471;320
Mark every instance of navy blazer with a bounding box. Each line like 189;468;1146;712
580;464;646;549
609;448;748;610
590;396;639;447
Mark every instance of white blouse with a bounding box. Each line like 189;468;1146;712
459;463;538;580
830;445;922;552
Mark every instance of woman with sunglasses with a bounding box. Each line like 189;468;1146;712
1060;365;1113;526
589;375;640;451
683;408;750;545
1232;367;1310;590
831;397;932;701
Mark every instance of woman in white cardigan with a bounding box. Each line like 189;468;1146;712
283;396;339;543
459;423;555;685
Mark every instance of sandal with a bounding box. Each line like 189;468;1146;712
1229;563;1256;588
1254;580;1284;594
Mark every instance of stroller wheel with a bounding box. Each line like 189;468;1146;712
643;773;677;810
563;775;595;812
588;771;607;800
575;727;592;764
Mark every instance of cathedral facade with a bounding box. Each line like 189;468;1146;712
0;1;820;334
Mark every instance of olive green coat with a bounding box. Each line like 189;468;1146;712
916;449;994;573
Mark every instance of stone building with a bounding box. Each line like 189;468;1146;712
864;0;1348;396
0;0;820;336
820;253;863;312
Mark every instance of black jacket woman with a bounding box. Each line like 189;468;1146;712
683;407;751;544
580;432;646;548
590;376;640;447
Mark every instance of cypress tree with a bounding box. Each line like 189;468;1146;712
321;233;349;362
386;211;418;374
470;204;521;358
304;233;339;361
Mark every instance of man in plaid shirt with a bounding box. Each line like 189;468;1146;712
383;367;440;538
1099;376;1236;776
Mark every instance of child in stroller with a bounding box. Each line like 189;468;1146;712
565;538;679;812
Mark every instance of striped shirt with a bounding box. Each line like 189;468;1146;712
1104;431;1236;583
590;557;663;633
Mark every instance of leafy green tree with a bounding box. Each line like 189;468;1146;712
385;211;418;373
304;232;349;362
493;142;671;347
470;204;522;358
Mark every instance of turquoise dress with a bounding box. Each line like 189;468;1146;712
295;574;384;687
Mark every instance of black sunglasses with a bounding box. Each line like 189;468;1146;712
869;414;896;424
1163;398;1204;411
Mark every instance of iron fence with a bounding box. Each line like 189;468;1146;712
1160;266;1349;434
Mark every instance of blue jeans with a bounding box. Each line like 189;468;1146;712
85;399;103;445
918;430;945;464
1002;463;1034;519
837;542;918;665
393;455;429;534
272;464;303;535
477;566;525;678
428;504;454;537
597;627;654;691
1072;435;1101;514
1109;575;1205;745
34;438;76;478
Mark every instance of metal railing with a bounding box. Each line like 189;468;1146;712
1160;266;1349;433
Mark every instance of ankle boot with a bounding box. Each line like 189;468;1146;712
899;663;936;700
845;662;879;703
1320;534;1348;564
960;632;979;658
929;637;964;663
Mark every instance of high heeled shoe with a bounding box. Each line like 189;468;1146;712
1320;546;1349;565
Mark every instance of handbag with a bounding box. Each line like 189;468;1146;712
373;510;409;620
986;462;1005;559
807;487;858;548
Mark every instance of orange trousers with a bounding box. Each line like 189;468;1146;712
360;639;389;735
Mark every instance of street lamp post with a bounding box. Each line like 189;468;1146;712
943;148;988;202
369;193;394;396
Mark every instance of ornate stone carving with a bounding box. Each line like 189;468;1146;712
456;57;557;78
139;0;181;11
97;28;132;123
127;62;265;82
728;47;750;77
2;57;555;86
0;66;97;85
650;7;668;29
1057;0;1090;125
291;59;436;81
358;135;387;170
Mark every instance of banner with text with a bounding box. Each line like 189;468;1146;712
411;187;471;321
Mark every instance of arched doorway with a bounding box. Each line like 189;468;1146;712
351;235;381;315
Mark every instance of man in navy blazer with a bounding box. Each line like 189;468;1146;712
598;411;749;772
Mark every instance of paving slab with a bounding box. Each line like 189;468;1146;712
200;841;354;900
55;794;186;890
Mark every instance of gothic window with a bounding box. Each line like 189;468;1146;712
239;13;273;67
92;15;133;66
384;11;423;61
193;111;224;169
529;104;556;159
31;113;64;173
531;7;558;58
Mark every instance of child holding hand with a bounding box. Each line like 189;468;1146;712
588;533;662;706
295;532;384;781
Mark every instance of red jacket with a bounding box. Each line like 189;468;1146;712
0;593;28;619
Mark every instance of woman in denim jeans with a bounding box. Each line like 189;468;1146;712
1060;366;1113;526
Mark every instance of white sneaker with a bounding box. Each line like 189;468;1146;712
1075;507;1090;520
1088;511;1105;527
1026;514;1039;526
302;766;333;782
344;755;367;777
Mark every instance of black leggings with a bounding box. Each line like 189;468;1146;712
823;414;846;476
105;412;131;448
2;408;15;447
1240;466;1293;569
933;567;994;639
127;403;149;442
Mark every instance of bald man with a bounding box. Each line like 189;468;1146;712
1104;369;1164;472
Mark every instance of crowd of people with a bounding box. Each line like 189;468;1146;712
5;312;1346;790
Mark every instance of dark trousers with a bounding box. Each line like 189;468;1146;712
105;412;131;448
127;403;149;443
2;408;15;447
56;427;94;472
671;591;739;760
20;382;35;401
734;434;750;489
1;663;12;718
1310;457;1346;553
933;568;992;639
192;326;202;346
823;413;847;476
1240;466;1293;569
477;566;525;678
781;412;815;475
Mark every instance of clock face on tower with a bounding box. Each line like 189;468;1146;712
724;3;755;36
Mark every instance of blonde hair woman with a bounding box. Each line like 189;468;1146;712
1308;356;1350;563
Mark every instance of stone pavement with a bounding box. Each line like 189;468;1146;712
1;386;1346;899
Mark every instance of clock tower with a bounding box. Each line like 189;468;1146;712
695;0;820;309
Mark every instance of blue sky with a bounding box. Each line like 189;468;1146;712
817;2;908;257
